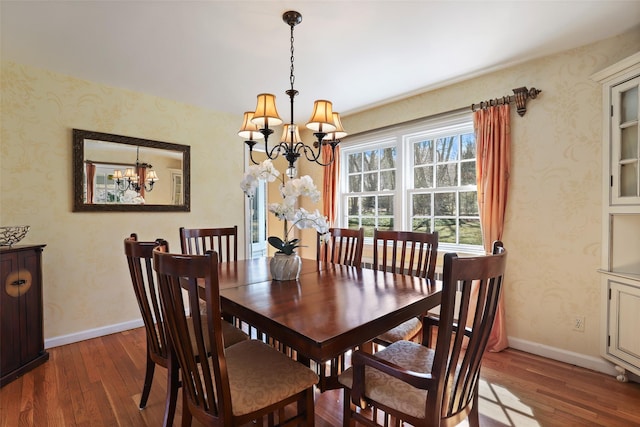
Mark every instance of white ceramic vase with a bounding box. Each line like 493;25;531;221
270;252;302;281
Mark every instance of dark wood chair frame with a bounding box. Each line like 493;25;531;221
314;227;365;390
342;241;507;427
372;229;439;346
372;229;439;280
317;227;365;267
124;234;177;427
179;225;238;262
153;249;316;426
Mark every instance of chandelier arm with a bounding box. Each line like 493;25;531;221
263;139;292;161
314;142;340;166
244;140;260;165
296;139;339;167
296;141;322;163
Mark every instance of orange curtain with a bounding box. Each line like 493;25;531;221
473;104;511;352
85;162;96;204
137;166;147;198
322;144;340;226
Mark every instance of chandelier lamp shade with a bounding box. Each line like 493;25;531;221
238;10;347;178
113;146;158;193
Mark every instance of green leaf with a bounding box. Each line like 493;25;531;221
268;236;285;250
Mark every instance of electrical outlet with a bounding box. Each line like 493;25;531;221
573;315;586;332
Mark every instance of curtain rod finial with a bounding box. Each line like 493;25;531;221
513;87;542;117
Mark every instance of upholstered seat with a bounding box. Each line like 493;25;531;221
372;229;439;347
315;227;364;391
224;340;319;417
338;340;435;419
375;317;422;345
339;241;507;427
124;234;248;427
153;248;318;426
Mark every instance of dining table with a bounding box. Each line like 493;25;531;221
213;257;442;391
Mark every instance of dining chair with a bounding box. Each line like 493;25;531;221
339;241;507;427
317;227;364;267
372;229;439;346
179;225;238;262
152;248;318;426
124;234;248;427
314;227;365;390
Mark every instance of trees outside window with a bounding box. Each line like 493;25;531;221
340;112;482;252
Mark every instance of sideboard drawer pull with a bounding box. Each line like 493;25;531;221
11;279;27;286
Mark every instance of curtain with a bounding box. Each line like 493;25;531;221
137;166;147;199
85;163;96;204
322;144;340;226
473;104;511;352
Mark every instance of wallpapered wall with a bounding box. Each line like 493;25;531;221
1;64;245;340
299;28;640;368
2;27;639;370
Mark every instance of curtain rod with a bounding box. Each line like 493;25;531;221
344;86;542;139
471;86;542;117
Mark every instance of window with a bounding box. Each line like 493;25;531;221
339;111;483;252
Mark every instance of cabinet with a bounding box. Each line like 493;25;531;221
0;244;48;387
593;52;640;382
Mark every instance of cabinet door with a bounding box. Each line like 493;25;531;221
607;279;640;368
0;249;43;375
0;252;22;374
611;76;640;204
18;249;43;363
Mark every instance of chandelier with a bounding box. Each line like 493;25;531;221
113;146;159;193
238;10;347;178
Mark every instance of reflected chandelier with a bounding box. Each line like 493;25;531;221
113;146;159;193
238;10;347;178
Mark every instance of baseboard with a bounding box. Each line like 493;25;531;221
44;318;144;349
43;321;626;380
507;336;619;377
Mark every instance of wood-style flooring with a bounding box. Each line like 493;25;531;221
2;327;640;426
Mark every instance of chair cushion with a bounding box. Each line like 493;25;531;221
338;340;434;419
193;298;249;348
376;317;422;344
226;340;319;416
186;317;248;353
221;321;249;347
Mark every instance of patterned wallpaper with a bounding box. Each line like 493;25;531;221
2;27;639;365
1;64;245;339
302;28;640;361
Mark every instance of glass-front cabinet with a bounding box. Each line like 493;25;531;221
593;52;640;383
612;76;640;204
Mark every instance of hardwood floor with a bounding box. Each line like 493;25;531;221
2;327;640;426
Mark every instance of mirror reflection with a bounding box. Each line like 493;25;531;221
73;129;190;212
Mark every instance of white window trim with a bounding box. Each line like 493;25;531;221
338;110;484;254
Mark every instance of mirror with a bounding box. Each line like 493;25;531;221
73;129;190;212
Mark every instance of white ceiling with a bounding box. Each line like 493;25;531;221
2;1;639;122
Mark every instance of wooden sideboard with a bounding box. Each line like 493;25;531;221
0;244;49;387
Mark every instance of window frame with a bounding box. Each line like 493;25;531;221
338;110;484;254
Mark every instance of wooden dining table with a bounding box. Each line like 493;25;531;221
215;257;442;391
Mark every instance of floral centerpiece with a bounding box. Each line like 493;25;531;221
241;160;329;280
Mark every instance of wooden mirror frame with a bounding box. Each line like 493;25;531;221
72;129;191;212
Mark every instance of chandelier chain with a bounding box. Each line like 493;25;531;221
289;23;295;92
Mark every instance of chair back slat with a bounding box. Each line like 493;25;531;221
318;227;364;267
124;234;170;362
179;226;238;262
373;230;439;282
153;248;232;420
430;241;507;423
